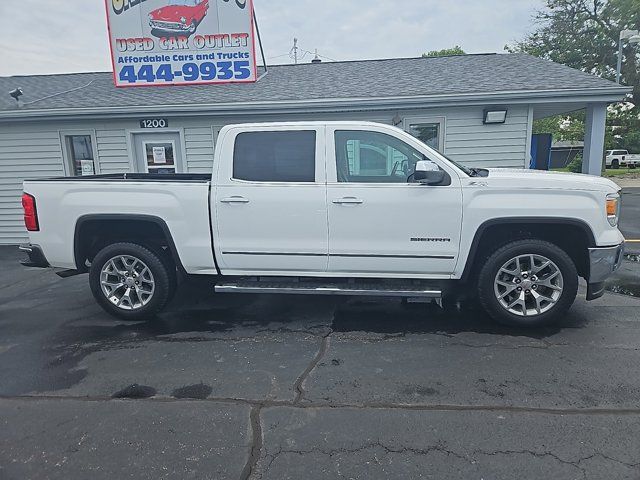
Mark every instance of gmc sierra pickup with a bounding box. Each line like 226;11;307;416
20;122;625;327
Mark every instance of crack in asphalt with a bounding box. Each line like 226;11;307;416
480;449;589;478
239;405;263;480
292;329;333;405
245;327;332;479
5;393;640;416
257;440;469;478
477;449;640;480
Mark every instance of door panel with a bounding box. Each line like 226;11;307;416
213;127;328;274
328;183;462;276
327;127;463;277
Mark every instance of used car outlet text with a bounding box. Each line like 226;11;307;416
116;33;250;52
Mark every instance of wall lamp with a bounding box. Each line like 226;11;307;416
483;108;508;124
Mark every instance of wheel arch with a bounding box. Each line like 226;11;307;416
461;217;596;282
74;214;186;275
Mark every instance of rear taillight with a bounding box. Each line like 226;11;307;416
22;193;39;232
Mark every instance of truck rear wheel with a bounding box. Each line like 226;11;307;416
477;240;578;327
89;242;173;320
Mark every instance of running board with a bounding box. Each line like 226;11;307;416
215;280;442;298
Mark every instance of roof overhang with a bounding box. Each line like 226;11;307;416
0;85;632;123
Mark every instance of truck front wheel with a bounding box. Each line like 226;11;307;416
477;240;578;327
89;242;173;320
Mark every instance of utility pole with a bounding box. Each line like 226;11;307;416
292;38;298;65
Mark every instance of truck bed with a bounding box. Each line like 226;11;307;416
23;175;217;274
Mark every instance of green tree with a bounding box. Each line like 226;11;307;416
422;46;465;57
507;0;639;105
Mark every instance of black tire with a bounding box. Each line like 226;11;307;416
612;160;620;169
89;242;173;320
477;239;578;327
145;244;178;303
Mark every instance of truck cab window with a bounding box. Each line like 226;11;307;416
335;130;426;183
233;131;316;182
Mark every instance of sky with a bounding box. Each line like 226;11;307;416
0;0;543;77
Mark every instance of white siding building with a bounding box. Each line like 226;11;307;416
0;54;630;244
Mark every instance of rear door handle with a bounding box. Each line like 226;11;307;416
220;196;250;204
333;197;364;205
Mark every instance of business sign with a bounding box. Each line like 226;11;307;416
105;0;257;87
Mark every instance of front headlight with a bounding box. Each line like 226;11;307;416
606;193;621;227
180;16;187;23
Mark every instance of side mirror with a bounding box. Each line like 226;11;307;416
413;160;445;185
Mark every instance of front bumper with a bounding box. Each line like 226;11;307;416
586;243;625;300
150;20;190;32
19;244;50;268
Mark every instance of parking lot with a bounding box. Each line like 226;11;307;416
0;189;638;480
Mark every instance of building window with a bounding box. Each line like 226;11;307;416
144;141;176;174
335;130;424;183
404;117;445;152
233;131;316;182
64;135;96;176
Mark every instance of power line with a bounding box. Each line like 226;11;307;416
268;40;338;64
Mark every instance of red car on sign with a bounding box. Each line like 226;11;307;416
149;0;209;37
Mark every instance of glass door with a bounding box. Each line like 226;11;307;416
133;132;184;174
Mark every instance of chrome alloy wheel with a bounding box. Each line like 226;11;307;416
494;254;563;317
100;255;155;311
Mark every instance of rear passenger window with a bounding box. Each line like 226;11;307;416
233;131;316;182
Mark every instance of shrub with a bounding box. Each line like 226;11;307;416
567;154;583;173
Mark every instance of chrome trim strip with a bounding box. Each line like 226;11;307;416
222;252;455;260
332;253;455;260
222;252;326;257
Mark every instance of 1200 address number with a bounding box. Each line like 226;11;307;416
118;61;252;84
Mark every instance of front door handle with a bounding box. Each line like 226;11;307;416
220;196;250;204
333;197;364;205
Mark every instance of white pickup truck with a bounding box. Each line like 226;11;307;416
21;122;625;327
605;150;639;169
